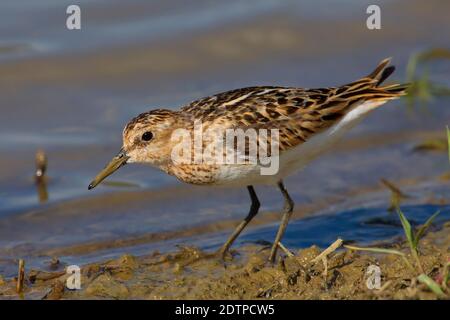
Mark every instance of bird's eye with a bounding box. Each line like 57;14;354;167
141;131;153;141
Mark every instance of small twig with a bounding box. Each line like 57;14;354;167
311;238;343;277
35;149;48;203
35;149;47;181
375;280;392;294
277;242;294;257
322;258;328;277
406;277;418;297
16;259;25;294
311;238;343;264
411;248;425;274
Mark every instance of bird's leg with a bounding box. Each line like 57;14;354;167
219;185;260;258
269;180;294;263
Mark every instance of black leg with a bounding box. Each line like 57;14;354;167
269;180;294;262
219;185;260;257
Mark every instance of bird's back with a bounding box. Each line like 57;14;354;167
181;58;407;153
174;58;408;186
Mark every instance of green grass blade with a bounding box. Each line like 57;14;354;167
344;245;404;256
443;262;450;291
406;53;419;83
416;48;450;64
405;49;450;112
417;274;446;297
395;206;415;250
414;210;440;247
344;245;415;272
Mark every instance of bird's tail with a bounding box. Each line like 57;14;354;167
365;57;409;97
337;58;409;103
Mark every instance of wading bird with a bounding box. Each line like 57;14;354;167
89;58;407;262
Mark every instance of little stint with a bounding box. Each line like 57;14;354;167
89;58;407;262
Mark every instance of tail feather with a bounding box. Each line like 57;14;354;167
377;66;396;86
367;57;392;82
345;58;409;99
381;83;410;95
366;57;409;95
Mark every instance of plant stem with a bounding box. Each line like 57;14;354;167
411;248;424;274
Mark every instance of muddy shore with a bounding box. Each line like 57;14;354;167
0;219;448;300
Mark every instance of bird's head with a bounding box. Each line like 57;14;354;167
88;109;181;190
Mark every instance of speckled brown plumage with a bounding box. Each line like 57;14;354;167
179;58;407;153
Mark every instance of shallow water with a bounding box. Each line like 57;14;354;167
0;0;449;278
246;204;450;249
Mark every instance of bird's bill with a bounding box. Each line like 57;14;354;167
88;149;129;190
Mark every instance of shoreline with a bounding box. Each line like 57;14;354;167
1;219;448;299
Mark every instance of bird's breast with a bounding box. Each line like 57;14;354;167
166;163;220;185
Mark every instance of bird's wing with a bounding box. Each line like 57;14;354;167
181;59;408;153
